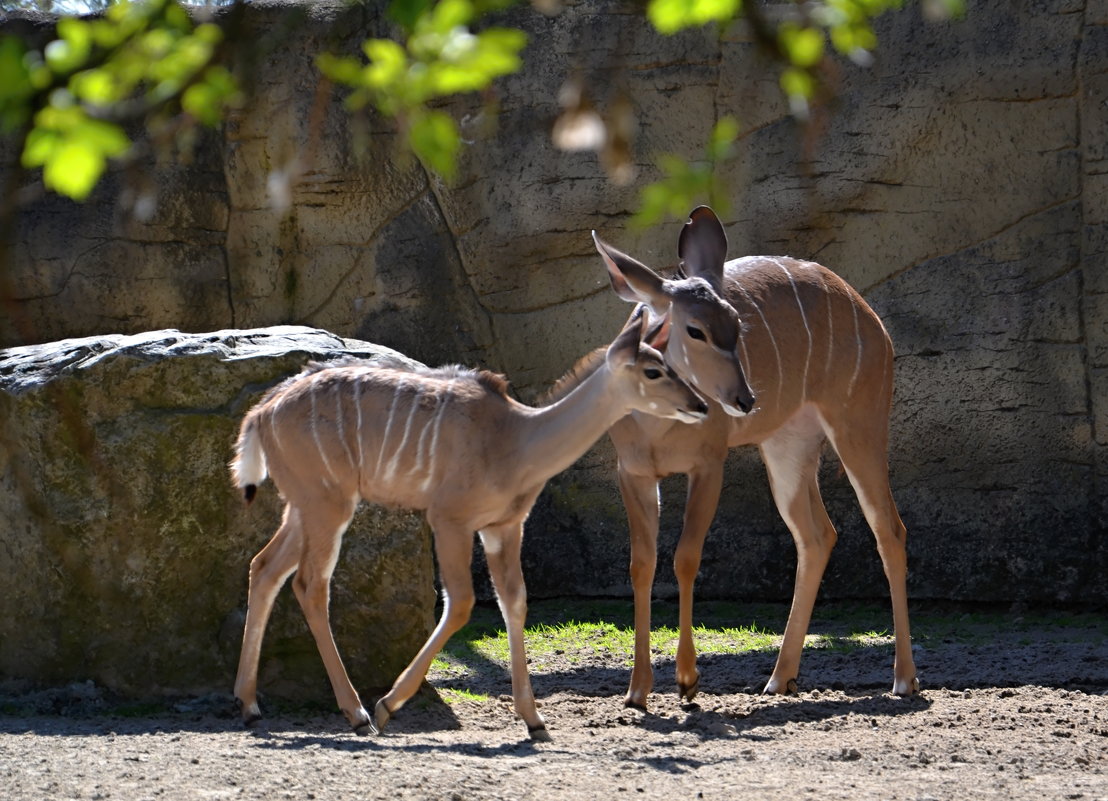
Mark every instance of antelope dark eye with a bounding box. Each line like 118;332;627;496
644;368;663;380
686;325;706;341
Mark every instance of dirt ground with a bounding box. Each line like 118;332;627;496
2;604;1106;801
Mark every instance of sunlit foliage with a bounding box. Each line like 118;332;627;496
0;0;964;216
634;116;740;228
318;0;525;179
0;0;238;200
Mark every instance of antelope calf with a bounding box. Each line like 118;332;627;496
592;207;917;709
230;309;707;740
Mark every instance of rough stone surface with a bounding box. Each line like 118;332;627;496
0;327;436;700
1;0;1106;612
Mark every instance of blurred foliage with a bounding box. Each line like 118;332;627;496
631;0;963;220
633;116;739;228
0;0;964;217
0;0;239;200
318;0;525;180
648;0;962;117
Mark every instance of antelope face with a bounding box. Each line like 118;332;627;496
628;343;709;423
664;277;755;417
592;206;754;418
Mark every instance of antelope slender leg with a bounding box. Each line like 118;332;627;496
759;422;835;696
481;523;548;740
827;425;917;696
374;520;476;732
234;506;304;724
289;497;368;731
673;464;724;702
618;470;661;710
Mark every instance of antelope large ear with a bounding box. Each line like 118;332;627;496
644;310;671;353
677;206;728;292
606;304;646;368
593;231;671;313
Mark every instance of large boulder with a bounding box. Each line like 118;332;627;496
0;327;435;700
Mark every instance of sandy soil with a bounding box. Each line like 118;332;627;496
2;605;1106;801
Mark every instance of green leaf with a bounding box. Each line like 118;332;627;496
316;52;363;86
0;36;34;131
43;138;105;201
425;0;476;34
51;17;92;73
408;109;460;178
633;181;672;227
708;115;739;161
647;0;740;35
180;67;238;126
24;102;130;200
780;66;814;99
428;63;486;94
829;23;857;55
21;127;60;168
44;40;81;76
70;68;118;105
73;118;130;158
363;38;408;89
647;0;686;33
193;22;223;47
182;82;219;125
780;25;825;69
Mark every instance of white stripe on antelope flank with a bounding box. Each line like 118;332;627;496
310;374;339;486
734;282;783;409
376;378;407;479
775;258;811;403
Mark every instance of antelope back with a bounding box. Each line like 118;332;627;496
248;362;505;509
721;255;895;425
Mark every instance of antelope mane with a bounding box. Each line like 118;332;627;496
258;357;513;399
538;346;607;406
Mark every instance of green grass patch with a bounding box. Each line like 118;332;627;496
437;687;491;704
429;599;879;684
427;598;1108;686
426;598;1108;688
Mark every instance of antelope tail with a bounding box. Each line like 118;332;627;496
231;416;268;504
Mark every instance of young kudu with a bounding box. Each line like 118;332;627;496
230;309;707;740
592;206;917;709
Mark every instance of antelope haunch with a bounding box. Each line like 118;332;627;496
592;206;917;709
230;309;707;740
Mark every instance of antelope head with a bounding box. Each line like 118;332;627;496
607;305;709;424
592;207;755;417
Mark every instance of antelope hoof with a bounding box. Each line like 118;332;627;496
528;724;552;742
372;699;392;734
350;708;377;736
235;697;262;727
678;675;700;704
893;676;920;697
763;677;798;696
623;696;648;712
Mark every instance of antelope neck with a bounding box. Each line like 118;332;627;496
514;361;625;486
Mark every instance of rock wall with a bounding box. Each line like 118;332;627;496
2;0;1106;617
0;328;435;699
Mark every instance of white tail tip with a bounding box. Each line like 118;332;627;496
231;421;268;497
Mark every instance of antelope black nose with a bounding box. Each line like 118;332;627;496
695;400;708;416
737;394;754;414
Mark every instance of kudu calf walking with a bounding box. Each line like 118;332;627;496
592;207;917;709
230;309;707;740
